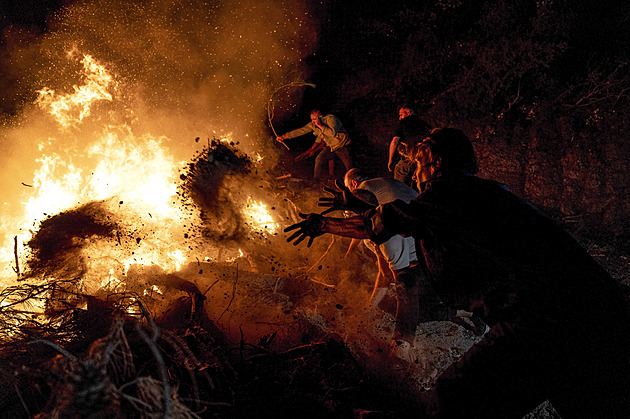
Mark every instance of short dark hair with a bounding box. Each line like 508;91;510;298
413;128;479;175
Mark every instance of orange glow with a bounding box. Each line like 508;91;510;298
243;197;279;235
35;54;116;129
0;50;281;316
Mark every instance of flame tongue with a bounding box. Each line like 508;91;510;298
2;52;192;285
36;54;116;129
1;50;287;331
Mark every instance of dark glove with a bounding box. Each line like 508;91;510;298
284;213;325;247
318;184;376;215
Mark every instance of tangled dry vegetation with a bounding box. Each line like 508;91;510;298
0;285;393;419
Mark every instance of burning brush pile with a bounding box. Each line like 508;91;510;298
0;139;423;418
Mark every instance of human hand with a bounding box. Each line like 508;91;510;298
318;186;352;215
284;213;325;247
276;135;287;142
319;182;376;214
312;117;324;129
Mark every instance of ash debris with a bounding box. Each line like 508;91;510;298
179;139;253;243
24;200;118;280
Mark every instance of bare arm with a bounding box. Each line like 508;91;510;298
388;136;400;171
322;215;370;239
277;122;316;142
285;213;369;247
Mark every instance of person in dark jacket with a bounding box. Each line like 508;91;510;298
285;128;630;418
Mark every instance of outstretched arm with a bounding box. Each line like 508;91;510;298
388;136;400;171
318;185;377;215
285;213;370;247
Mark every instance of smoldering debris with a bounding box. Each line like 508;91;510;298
0;285;399;418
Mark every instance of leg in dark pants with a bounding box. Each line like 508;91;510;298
314;147;335;179
334;146;353;173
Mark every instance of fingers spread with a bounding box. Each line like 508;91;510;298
284;222;303;233
286;230;302;243
293;234;306;245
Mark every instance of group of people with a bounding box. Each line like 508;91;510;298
276;107;630;418
275;105;429;186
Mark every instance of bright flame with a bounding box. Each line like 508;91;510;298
35;54;116;128
243;197;278;234
99;268;124;292
1;51;195;289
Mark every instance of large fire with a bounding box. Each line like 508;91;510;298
0;52;284;324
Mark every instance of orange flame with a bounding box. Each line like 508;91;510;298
35;54;116;128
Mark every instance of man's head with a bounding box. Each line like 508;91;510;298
310;109;323;123
398;106;414;120
343;168;370;192
412;128;479;188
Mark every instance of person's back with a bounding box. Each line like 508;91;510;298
394;175;625;317
372;164;630;418
357;177;418;205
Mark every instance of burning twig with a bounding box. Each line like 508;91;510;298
306;235;338;274
307;277;337;288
